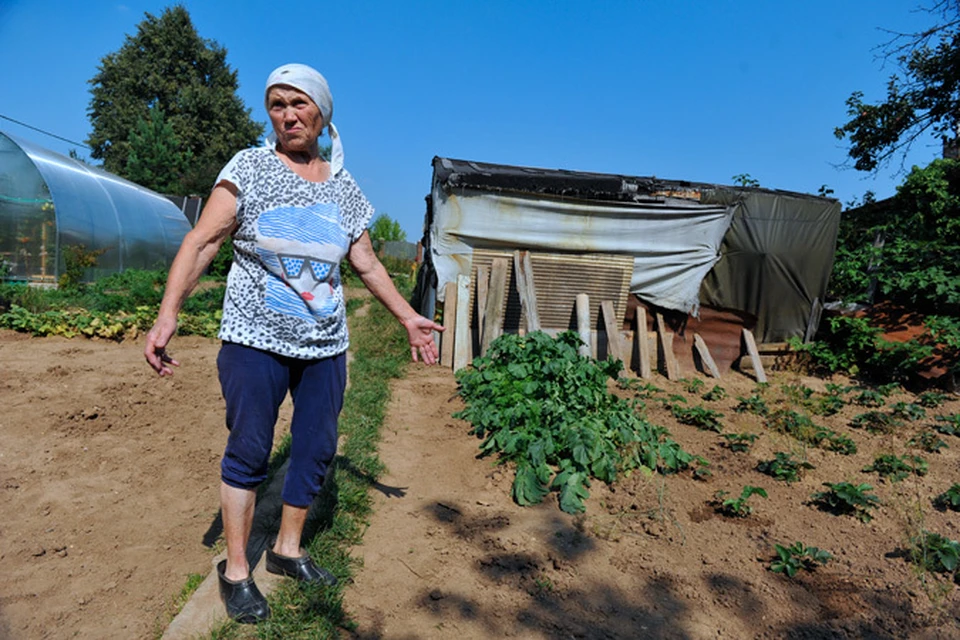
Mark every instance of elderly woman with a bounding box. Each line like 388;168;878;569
144;63;441;623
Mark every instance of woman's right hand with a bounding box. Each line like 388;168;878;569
144;316;180;376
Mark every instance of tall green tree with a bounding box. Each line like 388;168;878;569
369;213;407;253
835;1;960;171
125;106;192;193
86;5;263;194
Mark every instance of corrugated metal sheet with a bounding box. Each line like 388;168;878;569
470;249;634;332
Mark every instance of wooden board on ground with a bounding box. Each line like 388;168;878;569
480;258;508;356
693;333;721;379
576;294;591;358
513;250;541;331
740;327;767;383
600;300;624;366
656;313;680;380
454;275;471;371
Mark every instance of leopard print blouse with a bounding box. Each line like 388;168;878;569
214;147;374;359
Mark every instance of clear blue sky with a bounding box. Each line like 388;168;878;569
0;1;944;239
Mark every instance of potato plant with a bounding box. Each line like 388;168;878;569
910;531;959;576
757;452;814;483
811;482;881;522
455;331;697;514
933;484;960;511
862;454;928;483
720;432;759;453
714;485;768;518
769;542;832;577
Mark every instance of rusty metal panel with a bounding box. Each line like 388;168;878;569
470;249;634;332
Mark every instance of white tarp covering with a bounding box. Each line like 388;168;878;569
431;186;736;316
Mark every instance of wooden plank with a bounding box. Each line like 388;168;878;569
635;307;652;378
440;281;456;369
453;275;471;372
600;300;624;364
480;258;509;356
576;294;591;358
513;250;541;332
804;296;822;344
693;333;721;379
741;328;767;383
656;313;680;380
475;265;489;348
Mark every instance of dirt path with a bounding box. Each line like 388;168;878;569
345;366;960;639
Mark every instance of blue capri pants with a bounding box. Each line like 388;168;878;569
216;342;346;508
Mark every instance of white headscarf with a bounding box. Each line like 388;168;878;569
264;63;344;176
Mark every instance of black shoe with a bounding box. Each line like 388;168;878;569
216;560;270;624
266;547;338;586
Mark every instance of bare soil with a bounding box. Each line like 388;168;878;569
0;331;292;639
346;365;960;639
2;327;960;639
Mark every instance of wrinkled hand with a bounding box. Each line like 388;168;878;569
144;316;180;376
403;315;444;364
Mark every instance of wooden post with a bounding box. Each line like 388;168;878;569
453;275;471;372
693;333;721;379
803;297;822;344
600;300;624;364
576;294;591;358
475;265;489;350
634;307;652;379
656;313;680;380
440;281;456;369
741;328;767;383
481;258;508;356
513;250;541;332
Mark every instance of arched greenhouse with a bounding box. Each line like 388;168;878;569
0;130;191;284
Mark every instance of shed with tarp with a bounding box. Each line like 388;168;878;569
0;130;191;284
417;156;841;374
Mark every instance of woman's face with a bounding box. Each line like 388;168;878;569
267;85;325;153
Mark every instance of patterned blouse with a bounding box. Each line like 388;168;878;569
214;147;374;359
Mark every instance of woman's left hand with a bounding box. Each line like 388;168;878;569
402;315;444;364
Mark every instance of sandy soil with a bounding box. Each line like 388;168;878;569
2;325;960;639
345;364;960;639
0;330;293;640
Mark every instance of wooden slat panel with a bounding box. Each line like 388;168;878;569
470;249;634;333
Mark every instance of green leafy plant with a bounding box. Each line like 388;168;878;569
811;482;881;522
455;331;696;514
59;244;107;291
854;389;886;407
681;378;705;394
910;431;949;453
813;392;846;417
616;379;663;398
862;454;928;483
734;393;768;416
934;413;960;437
769;542;832;577
781;382;815;407
917;391;949;408
720;432;759;453
714;485;768;518
765;409;857;455
910;531;959;576
671;404;724;432
892;402;926;422
757;452;814;483
702;385;727;402
849;410;903;434
933;484;960;512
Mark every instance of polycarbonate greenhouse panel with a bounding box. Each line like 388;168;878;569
0;131;191;283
